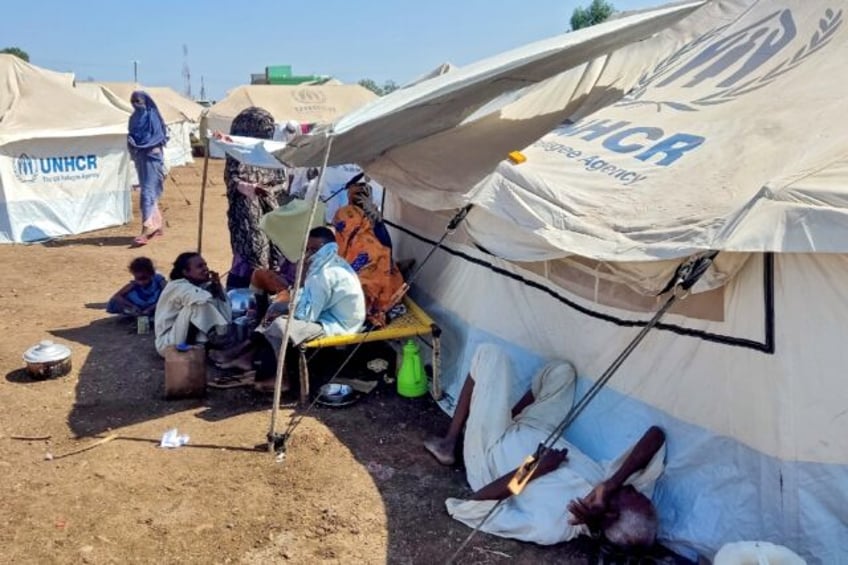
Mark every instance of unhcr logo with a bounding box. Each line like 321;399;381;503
292;88;327;104
12;153;99;184
620;7;843;111
14;154;38;183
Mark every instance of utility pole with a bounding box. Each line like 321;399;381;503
133;60;138;83
182;44;191;98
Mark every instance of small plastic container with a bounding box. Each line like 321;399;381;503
163;344;206;399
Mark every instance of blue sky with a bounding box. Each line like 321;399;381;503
1;0;660;101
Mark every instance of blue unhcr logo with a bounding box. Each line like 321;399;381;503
12;153;99;184
620;7;843;112
13;154;38;183
536;7;845;181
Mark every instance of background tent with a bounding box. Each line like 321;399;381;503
204;84;377;158
402;62;457;88
284;0;847;560
142;86;203;123
81;82;202;168
0;55;132;243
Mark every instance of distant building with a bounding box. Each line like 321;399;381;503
250;65;331;85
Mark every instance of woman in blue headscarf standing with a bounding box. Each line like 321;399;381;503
128;91;169;247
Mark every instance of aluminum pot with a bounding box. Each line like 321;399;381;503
227;288;256;319
232;315;255;342
23;340;72;380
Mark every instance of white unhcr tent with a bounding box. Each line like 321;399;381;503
0;56;132;243
281;0;848;561
204;84;377;158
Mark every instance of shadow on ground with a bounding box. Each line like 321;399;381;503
50;317;267;437
265;345;693;565
47;315;692;564
42;235;137;248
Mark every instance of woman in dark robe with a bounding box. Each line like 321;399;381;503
224;107;291;289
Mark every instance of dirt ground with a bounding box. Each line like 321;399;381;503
0;162;689;564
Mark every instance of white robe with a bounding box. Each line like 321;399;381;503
153;279;232;356
446;344;666;545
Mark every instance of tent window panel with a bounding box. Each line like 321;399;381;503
513;257;725;322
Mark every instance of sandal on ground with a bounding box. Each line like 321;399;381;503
253;379;291;394
213;358;253;371
131;234;150;248
208;371;256;389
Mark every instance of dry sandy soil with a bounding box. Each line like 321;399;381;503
0;162;689;564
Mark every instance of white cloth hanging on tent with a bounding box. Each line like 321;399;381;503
208;134;288;169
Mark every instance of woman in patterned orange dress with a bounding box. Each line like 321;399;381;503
332;178;404;328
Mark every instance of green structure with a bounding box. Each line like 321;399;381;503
251;65;331;85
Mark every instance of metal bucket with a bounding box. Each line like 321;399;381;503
227;289;256;319
232;315;255;342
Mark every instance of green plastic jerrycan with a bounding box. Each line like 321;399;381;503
397;339;428;398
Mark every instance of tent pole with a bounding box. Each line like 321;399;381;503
197;138;210;253
267;134;335;456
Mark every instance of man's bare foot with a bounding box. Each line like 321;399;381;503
218;352;253;371
209;340;251;364
423;436;456;466
208;350;228;365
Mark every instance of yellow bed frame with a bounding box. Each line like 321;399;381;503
296;296;442;404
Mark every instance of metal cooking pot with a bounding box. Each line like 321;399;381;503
227;288;256;318
23;340;72;380
232;315;255;342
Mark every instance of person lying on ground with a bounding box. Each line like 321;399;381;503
153;252;232;357
210;227;365;394
107;257;166;317
333;174;405;328
424;344;666;550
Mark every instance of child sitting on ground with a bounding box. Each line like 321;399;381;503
107;257;167;317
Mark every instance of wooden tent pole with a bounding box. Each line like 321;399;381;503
197;138;210;253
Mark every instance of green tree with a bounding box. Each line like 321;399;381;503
1;46;30;62
382;80;399;95
359;78;400;96
358;78;383;96
570;0;615;31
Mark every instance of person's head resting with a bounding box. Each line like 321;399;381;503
305;226;336;261
601;486;658;551
129;256;155;285
230;106;275;140
170;252;209;285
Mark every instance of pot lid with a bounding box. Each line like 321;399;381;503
23;340;71;363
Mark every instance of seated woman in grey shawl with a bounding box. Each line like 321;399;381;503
154;252;232;356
